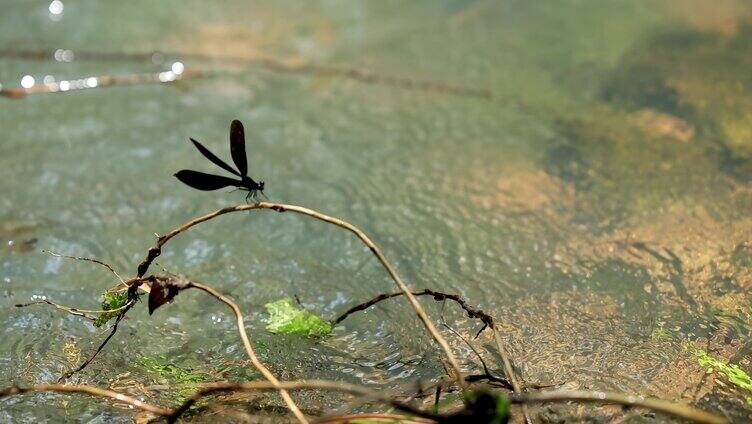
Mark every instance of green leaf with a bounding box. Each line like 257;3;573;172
94;291;129;327
264;298;332;337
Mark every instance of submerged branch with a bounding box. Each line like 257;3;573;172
136;202;466;388
0;48;491;99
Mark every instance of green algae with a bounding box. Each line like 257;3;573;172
93;291;129;327
139;355;209;401
691;348;752;406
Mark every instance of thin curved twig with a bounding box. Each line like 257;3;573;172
184;280;309;424
15;299;134;317
42;250;125;284
510;390;727;424
15;299;97;321
334;289;494;336
136;202;465;388
0;383;171;416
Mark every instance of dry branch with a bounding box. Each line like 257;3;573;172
15;299;97;321
135;202;466;388
334;288;494;336
42;250;125;283
0;383;171;416
15;299;134;318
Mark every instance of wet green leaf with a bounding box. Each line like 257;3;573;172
264;298;332;337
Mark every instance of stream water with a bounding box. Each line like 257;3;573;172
1;1;752;422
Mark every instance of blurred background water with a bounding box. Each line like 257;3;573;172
1;0;752;422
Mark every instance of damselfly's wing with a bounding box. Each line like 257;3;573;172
229;120;248;176
174;170;239;191
190;138;240;177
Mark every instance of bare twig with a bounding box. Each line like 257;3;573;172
510;390;727;424
15;299;97;321
42;250;125;284
58;304;133;382
136;202;465;388
15;299;134;318
334;286;528;422
334;289;494;336
0;383;171;416
184;280;309;424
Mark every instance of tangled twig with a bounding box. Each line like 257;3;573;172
135;202;466;388
335;287;529;422
0;380;727;424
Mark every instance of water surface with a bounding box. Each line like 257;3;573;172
1;1;752;422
